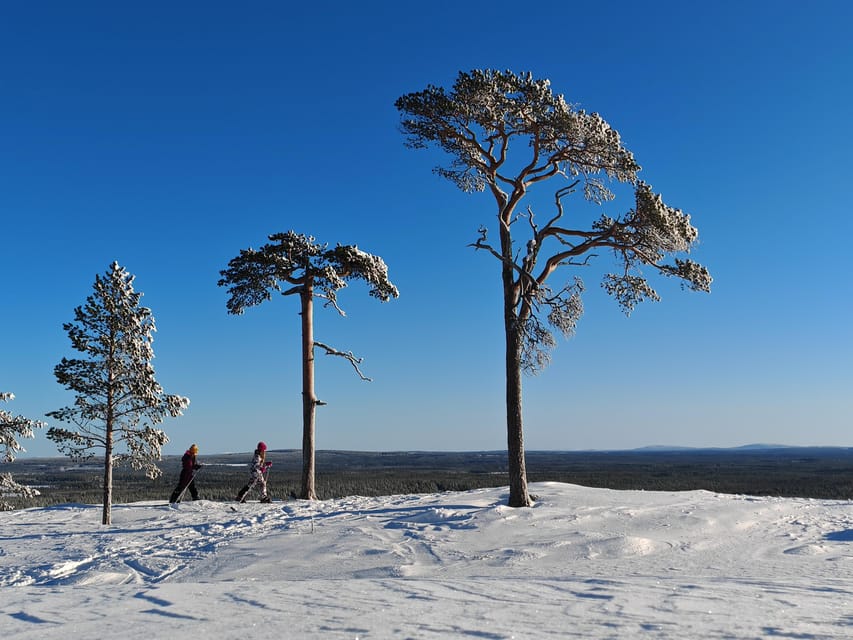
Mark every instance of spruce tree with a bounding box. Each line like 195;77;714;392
47;262;189;524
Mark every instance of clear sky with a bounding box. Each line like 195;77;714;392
2;1;851;457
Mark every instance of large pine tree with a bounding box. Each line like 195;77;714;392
47;262;189;524
397;70;711;507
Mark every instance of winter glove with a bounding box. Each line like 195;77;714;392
264;461;272;468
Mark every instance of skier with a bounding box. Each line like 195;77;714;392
169;444;202;503
236;441;272;503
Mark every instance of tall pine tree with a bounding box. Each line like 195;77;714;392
219;231;398;500
397;70;711;506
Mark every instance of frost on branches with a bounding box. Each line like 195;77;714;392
1;392;45;510
397;69;712;507
396;69;711;365
46;262;190;524
219;231;399;315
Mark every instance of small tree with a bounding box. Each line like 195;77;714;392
396;69;712;507
218;231;399;500
47;262;190;524
1;392;45;510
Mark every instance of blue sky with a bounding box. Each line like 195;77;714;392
2;1;851;457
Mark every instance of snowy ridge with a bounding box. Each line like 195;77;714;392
2;482;853;638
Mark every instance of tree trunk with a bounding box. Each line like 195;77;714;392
500;209;532;508
504;306;532;507
102;424;113;525
299;283;318;500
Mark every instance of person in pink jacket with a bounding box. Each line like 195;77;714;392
236;441;272;503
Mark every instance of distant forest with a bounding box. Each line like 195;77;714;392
5;447;853;509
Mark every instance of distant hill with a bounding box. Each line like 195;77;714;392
632;443;818;453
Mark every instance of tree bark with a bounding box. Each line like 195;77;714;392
102;424;113;525
300;282;318;500
504;305;531;507
103;365;115;525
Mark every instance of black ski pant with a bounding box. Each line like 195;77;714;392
170;476;199;503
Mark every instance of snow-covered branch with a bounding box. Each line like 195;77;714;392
314;341;372;382
1;392;45;464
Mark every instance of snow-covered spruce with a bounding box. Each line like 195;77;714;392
46;262;189;525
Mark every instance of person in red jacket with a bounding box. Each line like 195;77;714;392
169;444;202;503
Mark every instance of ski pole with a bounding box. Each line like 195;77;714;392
175;466;203;502
238;476;257;503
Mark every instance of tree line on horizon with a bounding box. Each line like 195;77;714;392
2;69;710;521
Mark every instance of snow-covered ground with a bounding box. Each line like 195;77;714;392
2;482;852;638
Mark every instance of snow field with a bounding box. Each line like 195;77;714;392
2;482;853;638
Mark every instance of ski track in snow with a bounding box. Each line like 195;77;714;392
2;483;853;638
0;501;304;586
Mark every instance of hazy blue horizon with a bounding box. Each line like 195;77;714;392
11;443;853;464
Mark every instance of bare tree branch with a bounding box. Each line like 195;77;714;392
314;341;372;382
315;291;347;316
